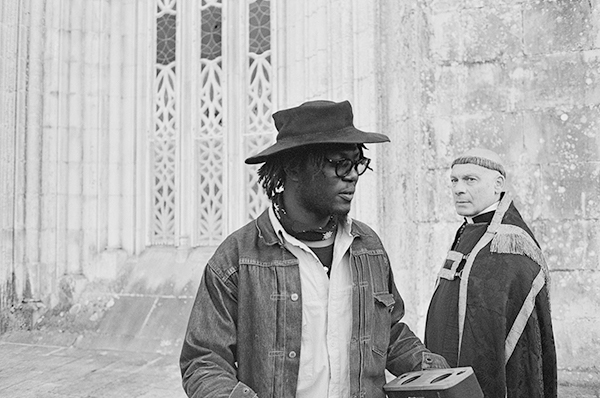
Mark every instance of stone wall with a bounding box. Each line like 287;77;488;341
378;0;600;389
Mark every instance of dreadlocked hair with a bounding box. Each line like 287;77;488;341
257;148;323;199
257;143;366;199
257;157;287;200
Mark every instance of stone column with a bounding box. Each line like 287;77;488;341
0;0;21;317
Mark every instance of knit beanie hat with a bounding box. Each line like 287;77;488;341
451;148;506;177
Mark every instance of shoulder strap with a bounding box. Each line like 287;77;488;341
457;192;511;359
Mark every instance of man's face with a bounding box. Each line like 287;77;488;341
295;145;362;220
450;163;503;217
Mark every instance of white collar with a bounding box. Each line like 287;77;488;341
465;201;499;224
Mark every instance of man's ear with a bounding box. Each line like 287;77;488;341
284;163;300;182
494;173;506;194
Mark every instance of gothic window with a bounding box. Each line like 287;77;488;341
152;0;178;245
149;0;273;247
245;0;272;220
194;0;224;246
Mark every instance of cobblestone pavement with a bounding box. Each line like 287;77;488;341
0;341;186;398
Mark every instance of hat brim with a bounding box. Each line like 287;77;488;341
244;126;390;164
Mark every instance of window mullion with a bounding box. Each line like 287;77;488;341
223;0;249;235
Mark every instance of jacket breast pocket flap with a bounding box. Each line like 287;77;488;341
373;292;395;311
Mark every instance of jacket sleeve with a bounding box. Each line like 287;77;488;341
180;263;258;398
385;269;449;376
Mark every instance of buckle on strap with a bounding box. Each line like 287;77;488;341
438;251;468;280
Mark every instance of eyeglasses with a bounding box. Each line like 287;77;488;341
325;157;372;178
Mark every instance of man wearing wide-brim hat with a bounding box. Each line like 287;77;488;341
180;100;448;398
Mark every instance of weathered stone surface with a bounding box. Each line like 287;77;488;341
452;111;525;153
583;50;600;106
559;370;600;398
95;296;155;338
516;53;587;110
524;107;600;164
538;162;600;220
430;4;523;63
86;249;128;282
77;293;192;356
430;64;467;116
524;0;596;55
135;296;191;353
430;0;462;13
462;5;523;62
430;12;463;63
551;270;600;368
533;219;600;271
504;164;545;221
463;63;512;112
119;246;211;297
414;168;455;223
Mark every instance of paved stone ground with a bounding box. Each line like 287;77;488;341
0;341;186;398
1;339;599;397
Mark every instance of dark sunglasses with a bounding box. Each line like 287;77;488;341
325;157;372;178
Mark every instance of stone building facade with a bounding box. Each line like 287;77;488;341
0;0;598;392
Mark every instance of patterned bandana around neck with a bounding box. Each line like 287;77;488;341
272;194;338;242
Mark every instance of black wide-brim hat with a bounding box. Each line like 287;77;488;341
244;100;390;164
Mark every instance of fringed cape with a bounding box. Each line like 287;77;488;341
425;193;557;398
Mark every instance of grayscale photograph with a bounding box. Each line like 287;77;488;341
0;0;598;397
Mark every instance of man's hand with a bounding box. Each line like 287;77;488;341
421;352;450;370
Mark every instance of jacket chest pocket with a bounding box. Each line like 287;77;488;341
371;292;394;357
353;249;390;294
352;249;393;358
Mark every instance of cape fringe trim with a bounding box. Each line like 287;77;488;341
490;224;550;284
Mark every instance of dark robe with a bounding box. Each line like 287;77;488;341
425;193;557;398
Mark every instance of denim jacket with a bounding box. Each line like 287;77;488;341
180;210;440;398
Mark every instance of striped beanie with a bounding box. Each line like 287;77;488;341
451;148;506;177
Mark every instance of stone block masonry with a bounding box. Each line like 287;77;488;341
378;0;600;394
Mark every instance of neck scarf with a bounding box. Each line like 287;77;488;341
272;194;338;242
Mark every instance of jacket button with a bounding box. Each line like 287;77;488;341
288;351;297;358
290;293;299;301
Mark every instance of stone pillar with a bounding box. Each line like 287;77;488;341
120;0;138;255
107;0;123;251
23;0;46;301
0;0;21;320
66;0;84;276
0;0;155;308
377;0;440;335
